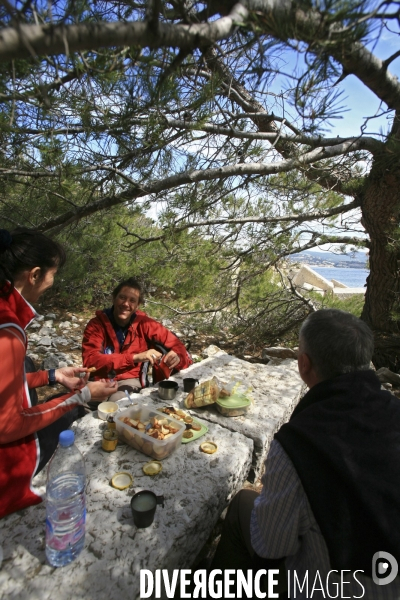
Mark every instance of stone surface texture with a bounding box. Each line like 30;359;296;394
0;403;253;600
147;352;305;481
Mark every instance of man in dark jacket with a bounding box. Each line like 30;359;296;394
210;309;400;599
82;277;192;399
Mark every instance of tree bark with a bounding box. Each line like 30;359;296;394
361;146;400;369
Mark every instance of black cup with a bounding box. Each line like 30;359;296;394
131;491;164;528
183;378;199;393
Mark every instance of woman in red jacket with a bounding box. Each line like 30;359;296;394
82;277;193;398
0;228;117;519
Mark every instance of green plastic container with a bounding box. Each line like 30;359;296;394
216;393;251;417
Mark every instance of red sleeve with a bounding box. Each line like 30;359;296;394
141;319;193;370
82;317;134;374
26;370;49;389
0;328;83;445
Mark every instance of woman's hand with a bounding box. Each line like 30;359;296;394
55;367;90;391
163;350;180;370
133;349;163;365
87;380;118;401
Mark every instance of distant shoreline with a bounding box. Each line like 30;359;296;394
290;251;368;271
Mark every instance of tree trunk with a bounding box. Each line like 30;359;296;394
361;155;400;370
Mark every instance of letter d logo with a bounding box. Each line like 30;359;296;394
372;551;398;585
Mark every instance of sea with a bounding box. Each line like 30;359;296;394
312;267;369;288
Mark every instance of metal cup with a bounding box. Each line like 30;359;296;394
158;380;179;400
131;491;164;528
183;378;199;393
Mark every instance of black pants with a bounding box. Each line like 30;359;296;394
25;357;86;475
209;489;287;598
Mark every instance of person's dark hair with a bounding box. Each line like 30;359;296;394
299;309;374;381
112;277;143;304
0;228;66;297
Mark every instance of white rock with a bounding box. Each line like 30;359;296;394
38;327;55;336
202;345;226;357
28;334;40;342
71;316;78;322
27;353;39;361
59;321;72;329
43;320;54;327
29;323;41;329
262;347;298;359
38;337;52;346
72;323;79;328
44;313;57;319
58;361;68;368
52;336;69;345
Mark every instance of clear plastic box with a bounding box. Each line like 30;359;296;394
116;403;185;460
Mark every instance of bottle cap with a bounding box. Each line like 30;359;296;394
59;430;75;447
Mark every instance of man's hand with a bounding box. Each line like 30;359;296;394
133;349;163;365
87;380;118;400
55;367;90;391
163;351;180;370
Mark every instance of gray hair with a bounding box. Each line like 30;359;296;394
299;309;374;381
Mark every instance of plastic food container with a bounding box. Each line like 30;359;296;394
116;403;185;460
216;394;251;417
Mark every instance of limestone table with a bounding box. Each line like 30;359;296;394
0;401;253;600
141;350;305;481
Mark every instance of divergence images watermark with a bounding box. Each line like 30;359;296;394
140;554;399;599
372;552;398;586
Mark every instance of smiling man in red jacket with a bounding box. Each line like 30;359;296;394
82;277;192;400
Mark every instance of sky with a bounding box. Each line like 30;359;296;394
147;7;399;258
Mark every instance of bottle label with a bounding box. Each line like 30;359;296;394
46;509;86;551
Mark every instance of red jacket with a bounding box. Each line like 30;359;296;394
82;309;192;386
0;287;86;519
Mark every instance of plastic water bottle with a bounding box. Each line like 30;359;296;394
45;430;86;567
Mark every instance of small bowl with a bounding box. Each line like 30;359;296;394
158;380;179;401
97;401;119;420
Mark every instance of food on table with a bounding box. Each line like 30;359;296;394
102;429;118;452
200;441;218;454
117;404;185;459
142;460;163;476
183;430;193;439
111;472;133;490
184;378;220;408
119;415;180;441
160;407;204;433
219;388;231;398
